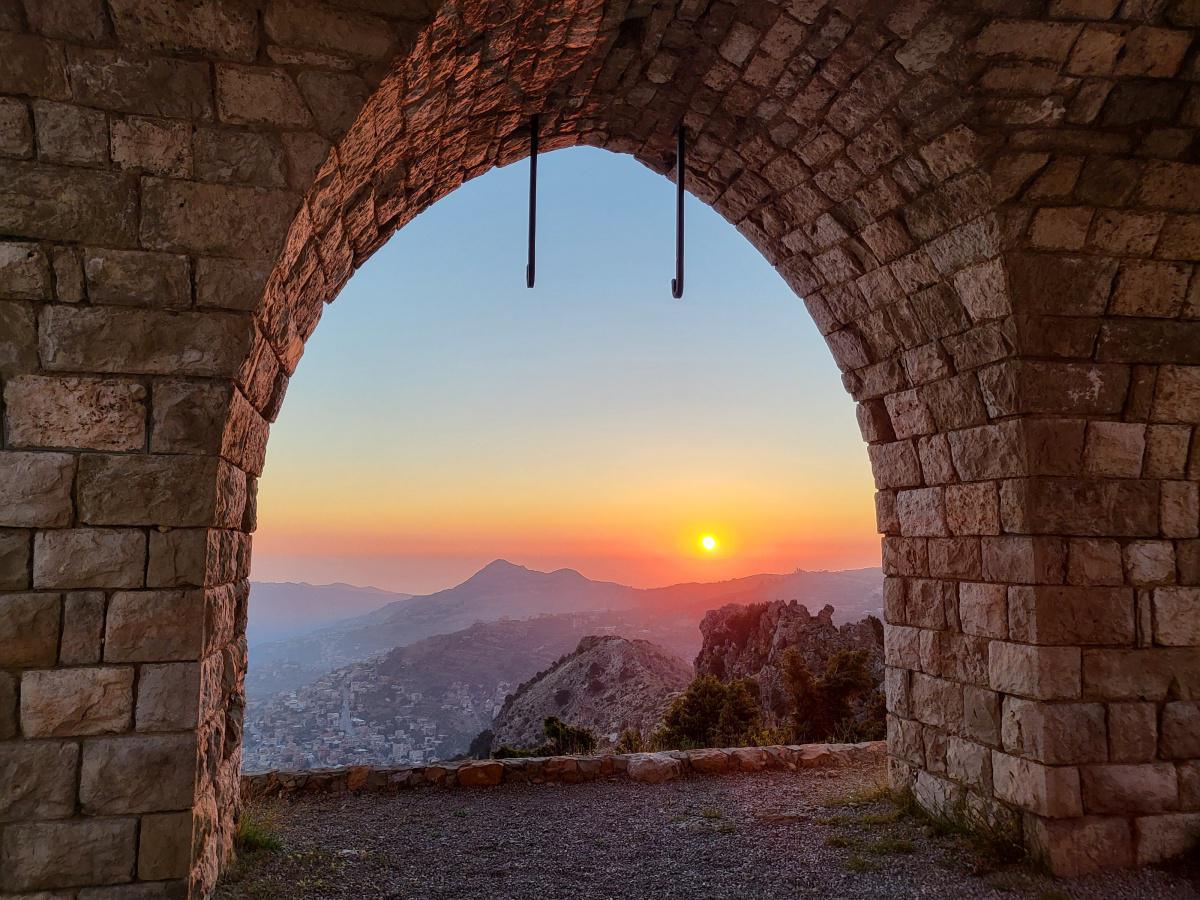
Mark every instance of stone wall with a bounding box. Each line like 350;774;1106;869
242;741;887;798
1;0;1198;896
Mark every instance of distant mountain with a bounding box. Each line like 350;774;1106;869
247;560;883;698
247;582;410;646
490;635;693;751
245;612;685;770
695;600;884;728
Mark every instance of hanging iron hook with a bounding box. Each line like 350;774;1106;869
671;124;685;299
526;114;539;288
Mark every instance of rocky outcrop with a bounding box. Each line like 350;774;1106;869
695;601;884;727
491;636;693;750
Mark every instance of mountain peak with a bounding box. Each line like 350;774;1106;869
481;558;528;573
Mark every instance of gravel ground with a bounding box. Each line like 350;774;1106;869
218;761;1200;900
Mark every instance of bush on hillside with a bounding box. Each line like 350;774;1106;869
490;715;599;758
652;674;762;750
782;648;881;743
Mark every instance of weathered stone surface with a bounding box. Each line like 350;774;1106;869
0;671;15;740
265;0;395;59
1008;586;1134;646
80;734;197;814
1001;697;1106;765
0;592;61;666
0;32;70;99
67;47;212;119
34;528;146;590
0;741;78;823
147;529;212;588
0;241;50;299
0;97;33;158
1136;813;1200;865
84;248;191;308
0;529;30;590
138;811;194;881
0;300;37;375
109;0;259;60
105;590;205;662
195;128;287;187
60;591;106;665
140;177;299;258
1082;763;1178;814
0;161;137;246
1027;815;1134;876
39;305;252;377
627;753;683;783
457;761;503;787
4;376;147;451
34;100;108;166
150;381;231;454
1161;702;1200;759
216;65;312;128
1109;702;1157;763
24;0;109;41
1084;648;1200;700
991;751;1082;818
989;642;1081;699
20;667;134;737
1153;587;1200;646
0;818;136;891
196;258;270;311
111;115;193;177
137;663;201;731
686;748;731;773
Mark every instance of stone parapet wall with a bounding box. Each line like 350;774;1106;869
242;741;887;799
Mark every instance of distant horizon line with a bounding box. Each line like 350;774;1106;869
250;558;886;597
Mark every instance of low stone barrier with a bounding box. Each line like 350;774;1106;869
241;741;886;800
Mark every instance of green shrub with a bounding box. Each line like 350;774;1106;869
492;715;598;757
782;648;880;743
653;675;762;749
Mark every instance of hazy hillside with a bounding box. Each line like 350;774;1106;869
248;560;883;698
247;582;410;645
490;635;693;751
246;612;679;770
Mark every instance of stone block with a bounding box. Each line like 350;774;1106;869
1000;477;1158;538
109;0;259;60
958;582;1007;638
105;590;205;662
0;160;137;247
897;487;948;537
4;375;147;451
1111;261;1191;318
80;734;197;814
1067;538;1124;586
1161;702;1200;759
0;740;78;823
1153;587;1200;646
1124;541;1176;586
21;666;134;737
1108;702;1158;763
0;529;30;590
457;761;503;787
137;663;200;731
195;127;287;187
1083;422;1146;477
78;455;221;527
0;671;14;739
138;810;194;880
33;528;146;590
911;673;964;731
627;753;683;783
1084;648;1200;700
33;100;108;166
0;592;60;666
24;0;108;41
297;70;369;138
149;380;230;455
1135;813;1200;865
147;529;212;588
1082;763;1178;814
0;241;50;299
0;818;137;892
1001;697;1107;764
0;97;33;158
867;441;922;489
52;245;84;302
216;65;311;128
39;305;252;377
962;685;1002;746
1008;585;1134;646
84;248;191;308
1152;366;1200;423
992;751;1082;817
1162;481;1200;539
265;0;395;59
0;300;37;375
927;537;981;580
61;591;106;664
140;177;298;259
905;579;953;630
67;47;211;119
0;32;70;100
196;257;269;311
982;536;1066;585
0;451;74;527
111;115;193;177
989;642;1081;699
945;736;991;791
1027;815;1134;876
944;482;1000;535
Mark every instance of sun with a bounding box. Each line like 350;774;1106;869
700;534;718;552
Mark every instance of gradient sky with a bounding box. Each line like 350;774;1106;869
251;147;878;594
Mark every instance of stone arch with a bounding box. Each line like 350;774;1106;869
1;0;1198;895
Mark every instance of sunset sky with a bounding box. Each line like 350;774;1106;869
251;148;878;594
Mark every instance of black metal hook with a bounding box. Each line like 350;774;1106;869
671;124;685;299
526;114;539;288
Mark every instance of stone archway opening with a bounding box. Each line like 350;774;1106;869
1;1;1198;896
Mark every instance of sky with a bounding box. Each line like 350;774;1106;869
250;147;878;594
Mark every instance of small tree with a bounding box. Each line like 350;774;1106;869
655;675;762;749
782;648;877;743
541;715;597;755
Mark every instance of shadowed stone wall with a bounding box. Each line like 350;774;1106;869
0;0;1198;895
